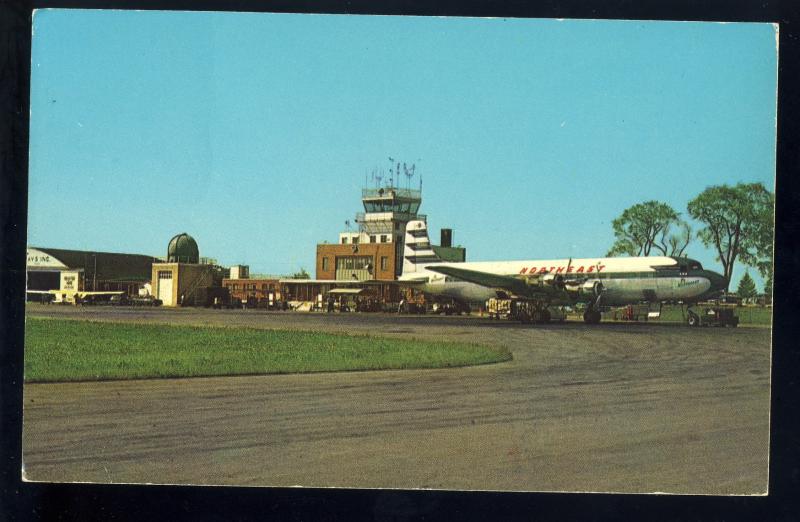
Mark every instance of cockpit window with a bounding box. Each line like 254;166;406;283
690;262;702;270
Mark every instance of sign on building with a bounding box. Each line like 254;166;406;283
60;271;83;292
27;248;68;269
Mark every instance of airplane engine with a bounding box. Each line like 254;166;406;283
580;280;604;298
542;274;565;288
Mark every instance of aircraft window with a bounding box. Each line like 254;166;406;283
690;262;702;270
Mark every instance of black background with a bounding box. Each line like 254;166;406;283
2;1;798;520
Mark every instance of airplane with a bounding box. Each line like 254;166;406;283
26;289;125;305
398;220;728;324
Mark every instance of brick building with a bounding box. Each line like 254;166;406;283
316;242;396;281
222;276;281;304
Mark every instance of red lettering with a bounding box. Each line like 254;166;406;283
519;267;528;274
597;264;606;272
538;267;547;274
587;265;594;273
556;266;565;274
567;265;574;273
549;266;556;273
577;266;585;273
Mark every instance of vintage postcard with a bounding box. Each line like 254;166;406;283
23;10;776;494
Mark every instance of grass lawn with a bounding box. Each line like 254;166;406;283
24;318;511;382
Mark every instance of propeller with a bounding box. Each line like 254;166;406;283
548;257;573;290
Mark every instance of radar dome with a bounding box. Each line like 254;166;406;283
167;233;199;263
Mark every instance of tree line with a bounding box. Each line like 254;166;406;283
607;182;774;293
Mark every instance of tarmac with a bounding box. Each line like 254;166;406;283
22;305;771;494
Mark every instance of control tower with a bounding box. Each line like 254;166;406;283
359;186;423;277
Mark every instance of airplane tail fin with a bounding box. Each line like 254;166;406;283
402;220;441;276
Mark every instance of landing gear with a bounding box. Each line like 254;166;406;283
582;290;604;324
687;311;699;327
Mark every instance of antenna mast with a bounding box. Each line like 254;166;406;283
404;162;416;190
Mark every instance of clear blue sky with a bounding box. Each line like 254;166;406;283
29;11;777;289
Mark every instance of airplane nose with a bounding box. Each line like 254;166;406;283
705;270;728;294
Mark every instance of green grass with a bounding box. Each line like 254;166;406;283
24;318;511;383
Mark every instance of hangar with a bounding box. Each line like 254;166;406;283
26;247;157;299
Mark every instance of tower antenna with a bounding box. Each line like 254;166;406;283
404;162;415;190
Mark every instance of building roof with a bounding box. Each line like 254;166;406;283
278;278;398;285
327;288;368;295
30;247;157;282
167;233;199;263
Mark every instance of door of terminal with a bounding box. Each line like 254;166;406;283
157;270;174;306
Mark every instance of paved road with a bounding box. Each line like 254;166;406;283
23;305;771;493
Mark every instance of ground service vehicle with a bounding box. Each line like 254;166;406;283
487;298;565;323
109;295;163;306
612;304;655;322
687;304;739;327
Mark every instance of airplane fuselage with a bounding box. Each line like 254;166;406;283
402;256;725;307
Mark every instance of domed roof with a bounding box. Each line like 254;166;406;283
167;233;199;263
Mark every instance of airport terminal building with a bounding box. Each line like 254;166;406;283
208;181;468;308
314;184;465;303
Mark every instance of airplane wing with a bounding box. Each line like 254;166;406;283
425;265;546;296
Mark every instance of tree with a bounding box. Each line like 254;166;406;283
607;201;690;257
687;182;774;291
736;271;757;300
662;220;692;257
292;268;310;279
763;271;773;297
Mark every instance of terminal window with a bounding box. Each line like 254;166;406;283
322;257;329;271
381;256;388;271
336;256;371;270
380;235;388;243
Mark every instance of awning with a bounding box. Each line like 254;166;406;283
326;288;368;295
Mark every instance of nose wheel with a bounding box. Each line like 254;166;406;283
583;310;601;324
